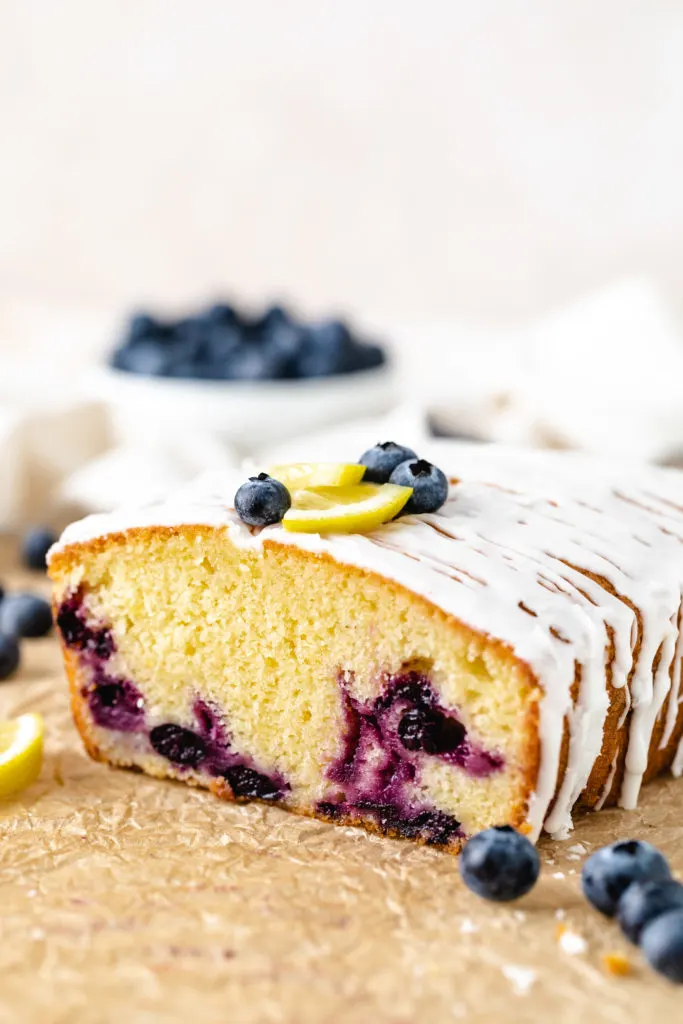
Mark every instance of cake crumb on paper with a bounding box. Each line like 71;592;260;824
602;951;633;977
567;843;587;856
552;871;565;880
556;924;587;956
567;843;588;861
501;964;537;996
459;919;478;935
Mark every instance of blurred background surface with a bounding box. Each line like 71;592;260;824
2;1;683;323
2;1;683;524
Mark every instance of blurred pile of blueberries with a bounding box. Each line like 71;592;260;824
0;529;56;682
110;303;387;381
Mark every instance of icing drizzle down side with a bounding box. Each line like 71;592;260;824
51;442;683;840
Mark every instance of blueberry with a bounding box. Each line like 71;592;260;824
349;341;386;372
389;459;449;515
399;809;462;846
203;302;241;328
112;339;173;376
296;320;355;377
398;707;466;755
359;442;418;484
0;594;53;638
260;324;302;379
581;840;671;917
21;527;56;571
250;304;291;337
234;474;291;527
173;316;209;350
223;764;282;801
459;826;540;902
89;679;144;732
221;343;289;381
56;603;114;660
127;313;159;343
618;879;683;944
205;324;242;364
0;633;20;681
150;724;207;768
641;910;683;983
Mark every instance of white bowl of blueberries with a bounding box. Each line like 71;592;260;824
96;302;397;451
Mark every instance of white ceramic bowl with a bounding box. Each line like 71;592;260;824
92;363;398;454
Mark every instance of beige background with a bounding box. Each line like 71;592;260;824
2;0;683;338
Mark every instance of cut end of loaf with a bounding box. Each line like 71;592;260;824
49;524;541;851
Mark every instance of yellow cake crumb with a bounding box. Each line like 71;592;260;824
49;526;541;843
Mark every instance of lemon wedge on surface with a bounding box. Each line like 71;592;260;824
268;462;366;490
282;483;412;533
0;713;44;799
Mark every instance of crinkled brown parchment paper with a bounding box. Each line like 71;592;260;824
0;538;682;1024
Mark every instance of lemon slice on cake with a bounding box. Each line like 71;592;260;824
268;462;366;489
0;713;44;798
282;483;412;533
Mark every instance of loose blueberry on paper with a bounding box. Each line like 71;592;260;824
641;910;683;983
21;527;56;572
618;879;683;944
581;840;671;917
459;826;540;902
0;633;20;681
0;594;53;639
234;474;291;528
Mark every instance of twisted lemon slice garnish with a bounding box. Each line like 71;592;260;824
282;482;412;533
0;713;44;798
268;462;366;489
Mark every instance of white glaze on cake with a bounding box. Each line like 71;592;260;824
51;442;683;840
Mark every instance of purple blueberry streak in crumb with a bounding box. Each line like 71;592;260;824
319;668;503;846
56;591;115;660
88;677;145;732
193;696;230;750
61;596;289;794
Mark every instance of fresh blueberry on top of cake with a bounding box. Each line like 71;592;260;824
389;459;449;515
359;442;417;483
234;474;291;527
48;442;683;853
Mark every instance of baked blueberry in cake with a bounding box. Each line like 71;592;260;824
48;442;683;851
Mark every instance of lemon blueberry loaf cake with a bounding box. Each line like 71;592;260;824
48;442;683;850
